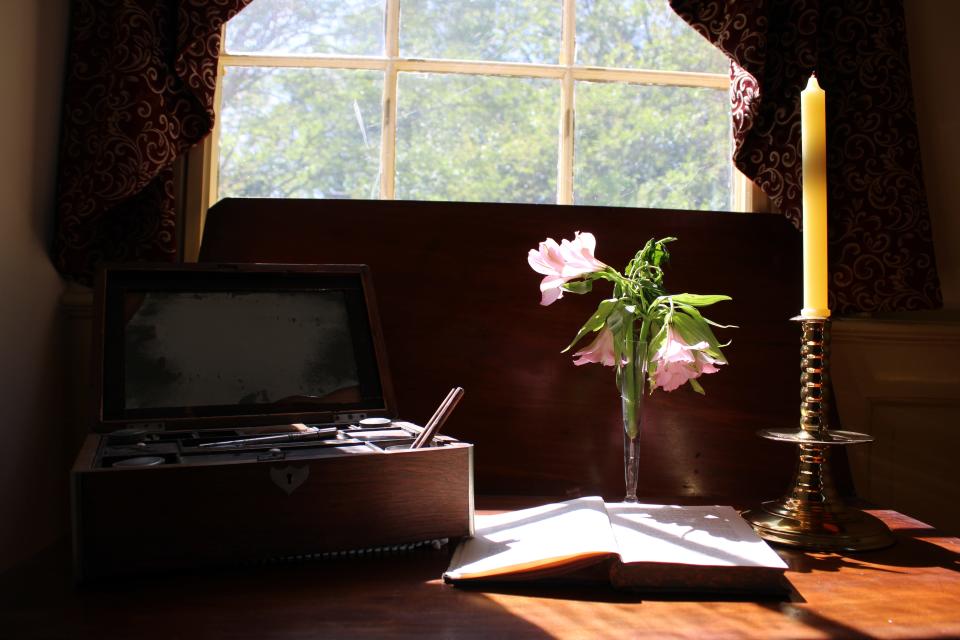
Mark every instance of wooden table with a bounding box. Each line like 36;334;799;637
2;508;958;639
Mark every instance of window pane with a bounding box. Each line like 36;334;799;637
225;0;384;56
401;0;561;63
576;1;728;73
395;74;558;203
218;68;382;200
574;82;731;210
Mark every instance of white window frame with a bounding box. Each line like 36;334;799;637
180;0;770;261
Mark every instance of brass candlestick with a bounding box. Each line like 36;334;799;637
741;317;895;551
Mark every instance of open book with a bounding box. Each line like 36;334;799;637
444;497;788;595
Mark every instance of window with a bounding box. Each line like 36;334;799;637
186;0;761;241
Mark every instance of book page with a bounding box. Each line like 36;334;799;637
444;497;619;581
606;503;787;569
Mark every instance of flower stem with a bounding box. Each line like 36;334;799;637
622;320;647;503
620;317;648;440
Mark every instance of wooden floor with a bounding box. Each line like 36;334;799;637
2;508;959;639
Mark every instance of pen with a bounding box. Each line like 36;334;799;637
412;387;464;449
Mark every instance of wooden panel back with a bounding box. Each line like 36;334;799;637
200;199;807;502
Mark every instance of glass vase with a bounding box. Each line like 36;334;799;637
619;333;646;503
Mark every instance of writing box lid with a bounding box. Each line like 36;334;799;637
91;263;396;432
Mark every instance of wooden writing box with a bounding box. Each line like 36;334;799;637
71;264;474;581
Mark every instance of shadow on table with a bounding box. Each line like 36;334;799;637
778;527;959;576
0;542;559;640
453;578;794;603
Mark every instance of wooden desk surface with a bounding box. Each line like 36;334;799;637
2;509;959;639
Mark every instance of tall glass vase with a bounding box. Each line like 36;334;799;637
618;326;646;503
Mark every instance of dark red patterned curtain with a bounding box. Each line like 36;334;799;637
670;0;942;314
53;0;252;284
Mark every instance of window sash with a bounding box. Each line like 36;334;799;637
215;55;729;203
181;3;765;261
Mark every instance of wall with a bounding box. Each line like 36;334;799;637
833;317;960;534
0;0;69;572
905;0;960;309
829;1;960;536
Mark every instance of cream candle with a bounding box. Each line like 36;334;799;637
800;74;830;318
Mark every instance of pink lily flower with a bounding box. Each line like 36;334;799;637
572;327;618;367
651;325;723;392
527;232;608;305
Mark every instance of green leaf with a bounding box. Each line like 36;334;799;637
561;298;618;353
562;280;593;295
670;312;728;364
676;303;738;330
610;306;628;372
668;293;731;307
625;237;674;284
647;318;668;357
689;378;705;395
648;237;676;268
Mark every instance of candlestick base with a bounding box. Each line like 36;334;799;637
742;498;894;552
741;430;894;551
742;317;894;552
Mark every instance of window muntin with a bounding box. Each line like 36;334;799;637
216;0;735;209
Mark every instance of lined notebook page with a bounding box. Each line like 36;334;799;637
444;496;618;580
606;503;787;569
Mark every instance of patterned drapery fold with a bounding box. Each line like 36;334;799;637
53;0;251;283
670;0;942;314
